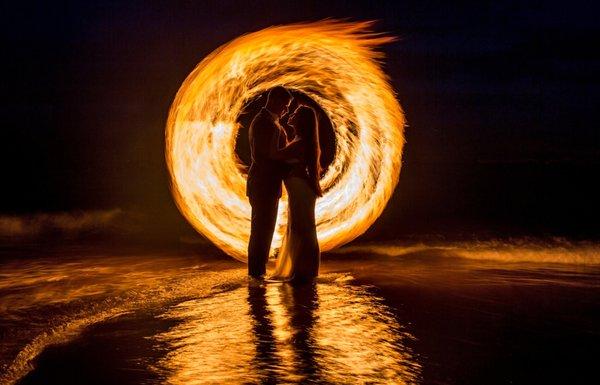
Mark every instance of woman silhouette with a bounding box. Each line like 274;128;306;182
269;104;322;283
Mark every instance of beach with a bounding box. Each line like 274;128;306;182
1;240;599;384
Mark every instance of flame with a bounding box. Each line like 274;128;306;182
166;21;405;261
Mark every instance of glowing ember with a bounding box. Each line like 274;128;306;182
165;21;405;261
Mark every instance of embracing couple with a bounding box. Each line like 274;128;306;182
246;86;322;283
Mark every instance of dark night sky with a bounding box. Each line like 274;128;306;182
2;0;599;242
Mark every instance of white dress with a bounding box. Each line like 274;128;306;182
271;163;320;282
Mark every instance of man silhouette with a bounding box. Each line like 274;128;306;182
246;86;293;278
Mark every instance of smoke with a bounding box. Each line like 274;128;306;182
0;209;129;239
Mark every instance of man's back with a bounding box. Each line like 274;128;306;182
248;109;275;163
246;108;285;199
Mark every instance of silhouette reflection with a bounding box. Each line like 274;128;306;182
247;283;278;384
153;277;420;384
283;284;320;381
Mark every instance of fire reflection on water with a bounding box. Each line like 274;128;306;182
0;252;420;384
2;242;599;384
153;279;420;384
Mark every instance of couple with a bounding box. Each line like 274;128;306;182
246;86;322;283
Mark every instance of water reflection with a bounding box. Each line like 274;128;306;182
247;284;279;384
154;277;421;384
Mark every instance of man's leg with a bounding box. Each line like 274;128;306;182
248;195;279;277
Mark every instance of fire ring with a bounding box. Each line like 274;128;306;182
166;21;404;261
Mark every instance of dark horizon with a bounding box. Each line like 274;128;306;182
2;0;599;244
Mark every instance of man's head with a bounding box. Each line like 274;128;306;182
265;86;293;117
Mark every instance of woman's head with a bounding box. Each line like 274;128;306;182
289;105;316;138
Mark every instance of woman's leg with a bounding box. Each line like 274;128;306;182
271;179;296;280
286;177;319;281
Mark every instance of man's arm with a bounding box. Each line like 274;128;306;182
250;113;275;159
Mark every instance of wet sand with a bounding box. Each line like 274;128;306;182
1;241;599;384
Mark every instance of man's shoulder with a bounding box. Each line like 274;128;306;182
253;108;270;120
250;108;275;128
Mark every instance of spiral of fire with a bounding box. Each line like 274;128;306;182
166;21;405;262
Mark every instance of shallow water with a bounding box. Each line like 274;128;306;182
1;241;599;384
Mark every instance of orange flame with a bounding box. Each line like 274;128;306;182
165;21;405;261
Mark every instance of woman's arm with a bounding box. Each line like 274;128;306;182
268;131;304;160
309;163;323;197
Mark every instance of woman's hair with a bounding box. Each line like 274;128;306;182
294;105;323;197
